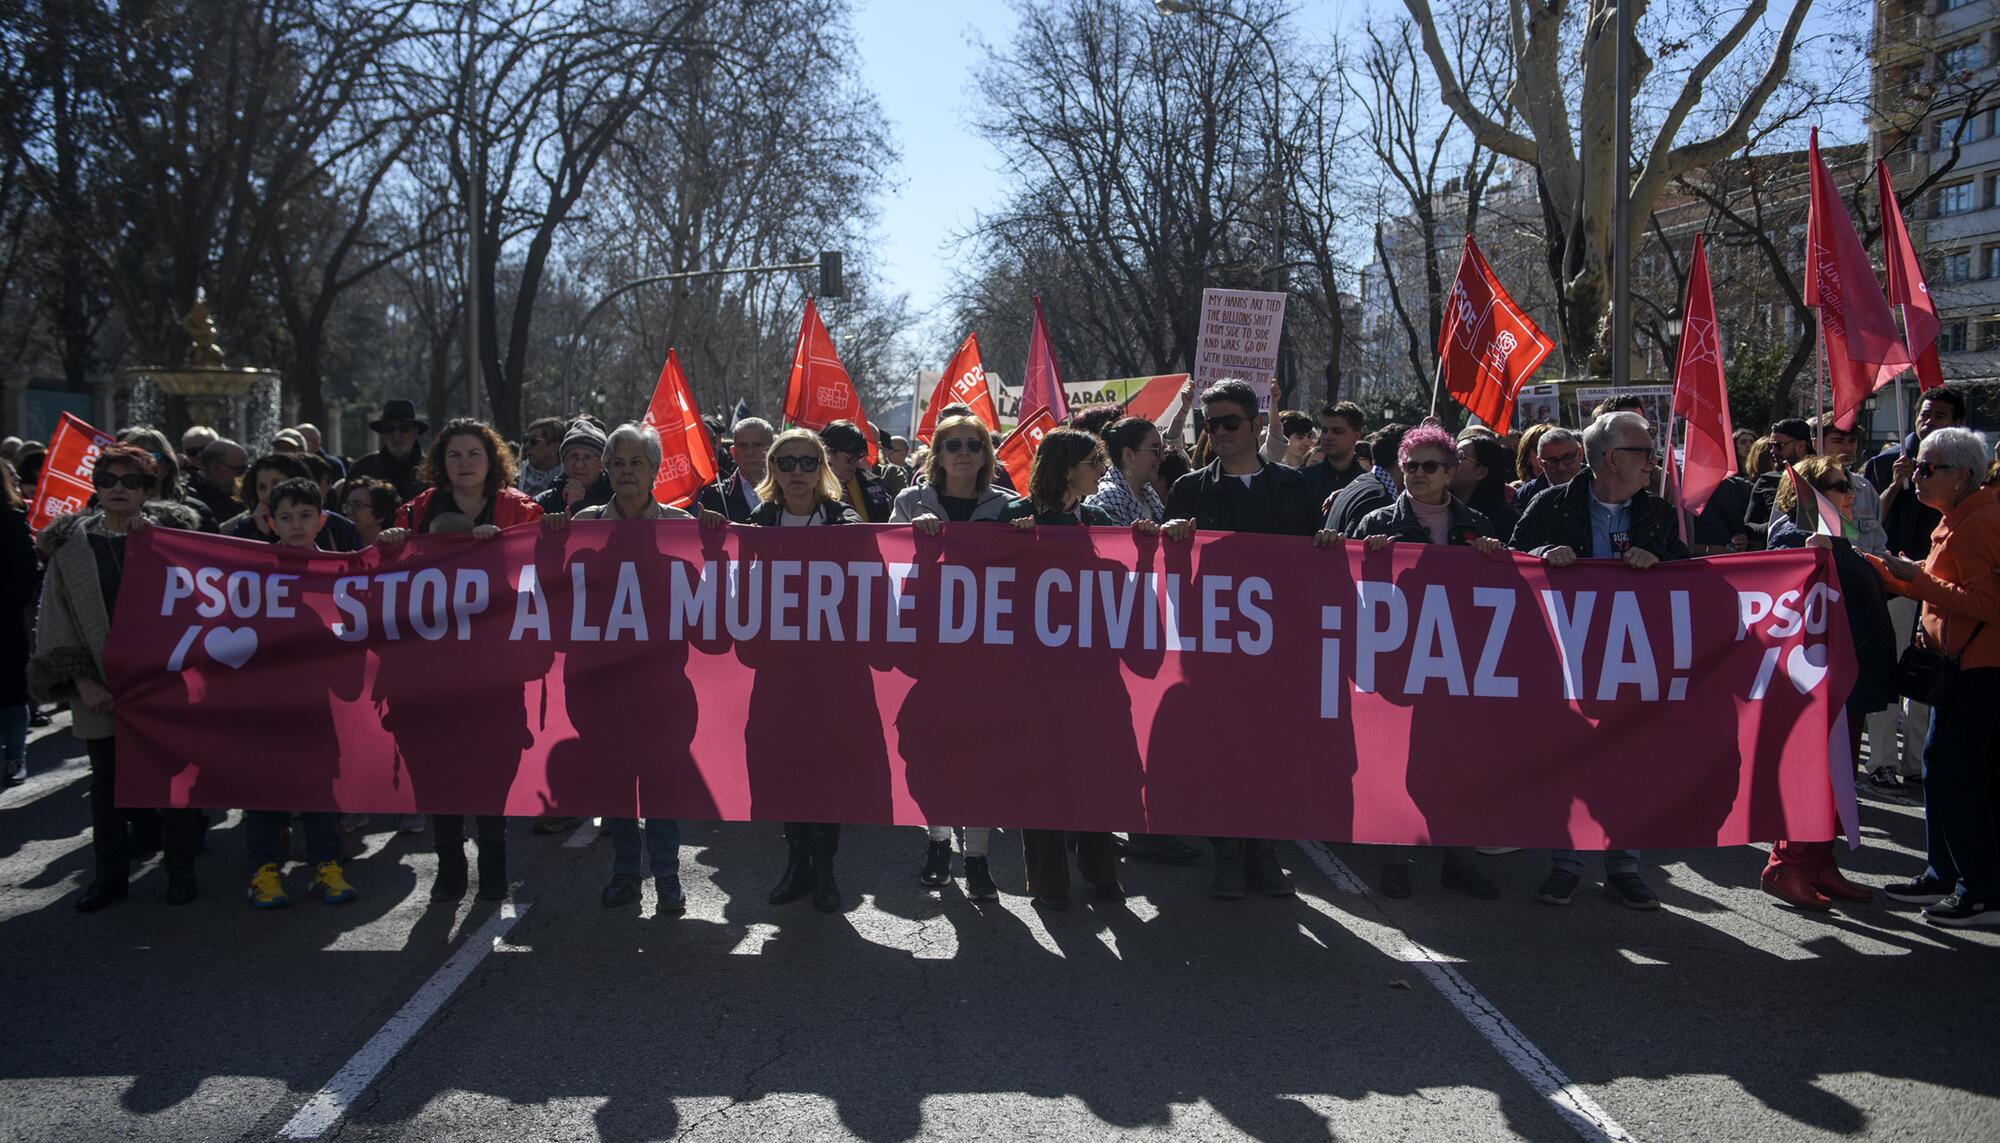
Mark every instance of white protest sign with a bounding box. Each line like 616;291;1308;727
1193;288;1288;411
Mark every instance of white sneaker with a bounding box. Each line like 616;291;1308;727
3;758;25;785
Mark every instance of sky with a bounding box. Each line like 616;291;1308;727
848;0;1354;353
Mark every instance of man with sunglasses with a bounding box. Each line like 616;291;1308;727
1164;379;1323;900
1747;417;1816;544
516;417;568;498
1511;411;1688;911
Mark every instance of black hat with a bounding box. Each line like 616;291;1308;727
1769;417;1812;442
370;399;430;435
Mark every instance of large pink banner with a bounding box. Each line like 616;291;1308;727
105;523;1856;847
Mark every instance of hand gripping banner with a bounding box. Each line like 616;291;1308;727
105;524;1856;848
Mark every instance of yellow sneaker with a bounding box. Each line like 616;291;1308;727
310;860;357;904
247;863;289;909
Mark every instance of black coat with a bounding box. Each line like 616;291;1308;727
1767;513;1899;718
535;472;613;517
1690;474;1754;550
1354;492;1495;546
346;447;426;502
1864;443;1942;559
746;500;860;527
1164;458;1322;537
1329;472;1394;536
0;506;37;705
1509;469;1690;562
697;471;761;523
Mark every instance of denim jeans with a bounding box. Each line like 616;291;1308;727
609;818;681;877
1550;849;1639;876
0;703;27;765
1921;667;2000;901
246;810;341;867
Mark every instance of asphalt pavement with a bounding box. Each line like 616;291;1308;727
1;712;1995;1142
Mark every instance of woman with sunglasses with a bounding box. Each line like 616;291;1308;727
30;445;205;910
1868;427;2000;927
889;415;1013;897
1316;422;1505;900
747;428;870;912
1758;458;1897;910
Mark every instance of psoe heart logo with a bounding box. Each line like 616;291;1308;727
1737;582;1840;699
202;626;259;670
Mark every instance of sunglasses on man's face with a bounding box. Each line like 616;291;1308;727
93;471;155;491
1205;414;1248;433
1400;459;1447;475
772;455;822;473
941;437;986;454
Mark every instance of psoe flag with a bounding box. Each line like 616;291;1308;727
1436;237;1553;430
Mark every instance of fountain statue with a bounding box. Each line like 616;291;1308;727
122;289;282;452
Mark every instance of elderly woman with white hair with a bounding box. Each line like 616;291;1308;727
547;422;725;909
1870;425;2000;927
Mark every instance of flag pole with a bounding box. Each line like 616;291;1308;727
1813;323;1828;454
1428;353;1446;421
908;366;923;441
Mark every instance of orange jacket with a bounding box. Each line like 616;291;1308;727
1887;485;2000;669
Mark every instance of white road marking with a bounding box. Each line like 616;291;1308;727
277;902;527;1140
1293;842;1633;1143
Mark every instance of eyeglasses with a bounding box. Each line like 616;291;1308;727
1540;451;1581;468
941;438;986;454
1822;481;1853;494
1916;460;1956;478
772;455;822;473
1400;459;1447;475
92;471;155;491
1205;414;1248;433
382;423;419;434
733;439;772;452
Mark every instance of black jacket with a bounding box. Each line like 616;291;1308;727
345;446;426;502
1744;469;1784;543
1767;513;1899;718
1354;492;1495;546
1164;459;1322;537
1509;469;1690;561
697;471;761;523
535;472;613;517
1329;472;1394;536
0;506;38;705
186;471;244;523
998;498;1114;526
1301;455;1367;510
1690;474;1754;550
747;500;860;527
841;467;895;523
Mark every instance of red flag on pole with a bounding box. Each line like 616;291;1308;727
783;297;878;465
916;333;1000;444
640;348;719;508
1876;159;1945;392
29;412;115;531
1435;237;1554;429
1669;235;1736;519
1806;129;1913;429
996;407;1059;489
1020;297;1070;427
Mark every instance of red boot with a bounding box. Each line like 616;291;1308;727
1806;845;1874;904
1762;846;1833;911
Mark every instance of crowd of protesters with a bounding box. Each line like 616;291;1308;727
3;375;1995;930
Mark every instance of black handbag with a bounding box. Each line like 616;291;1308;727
1895;613;1984;706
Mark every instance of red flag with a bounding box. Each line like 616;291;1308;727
640;348;719;508
1669;235;1736;519
1876;159;1945;392
996;407;1059;489
1435;237;1554;429
1806;129;1913;428
1020;297;1070;426
783;297;878;465
29;412;116;531
916;333;1000;444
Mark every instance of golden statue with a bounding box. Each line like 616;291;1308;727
180;289;227;368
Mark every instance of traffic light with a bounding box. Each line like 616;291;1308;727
818;251;844;299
